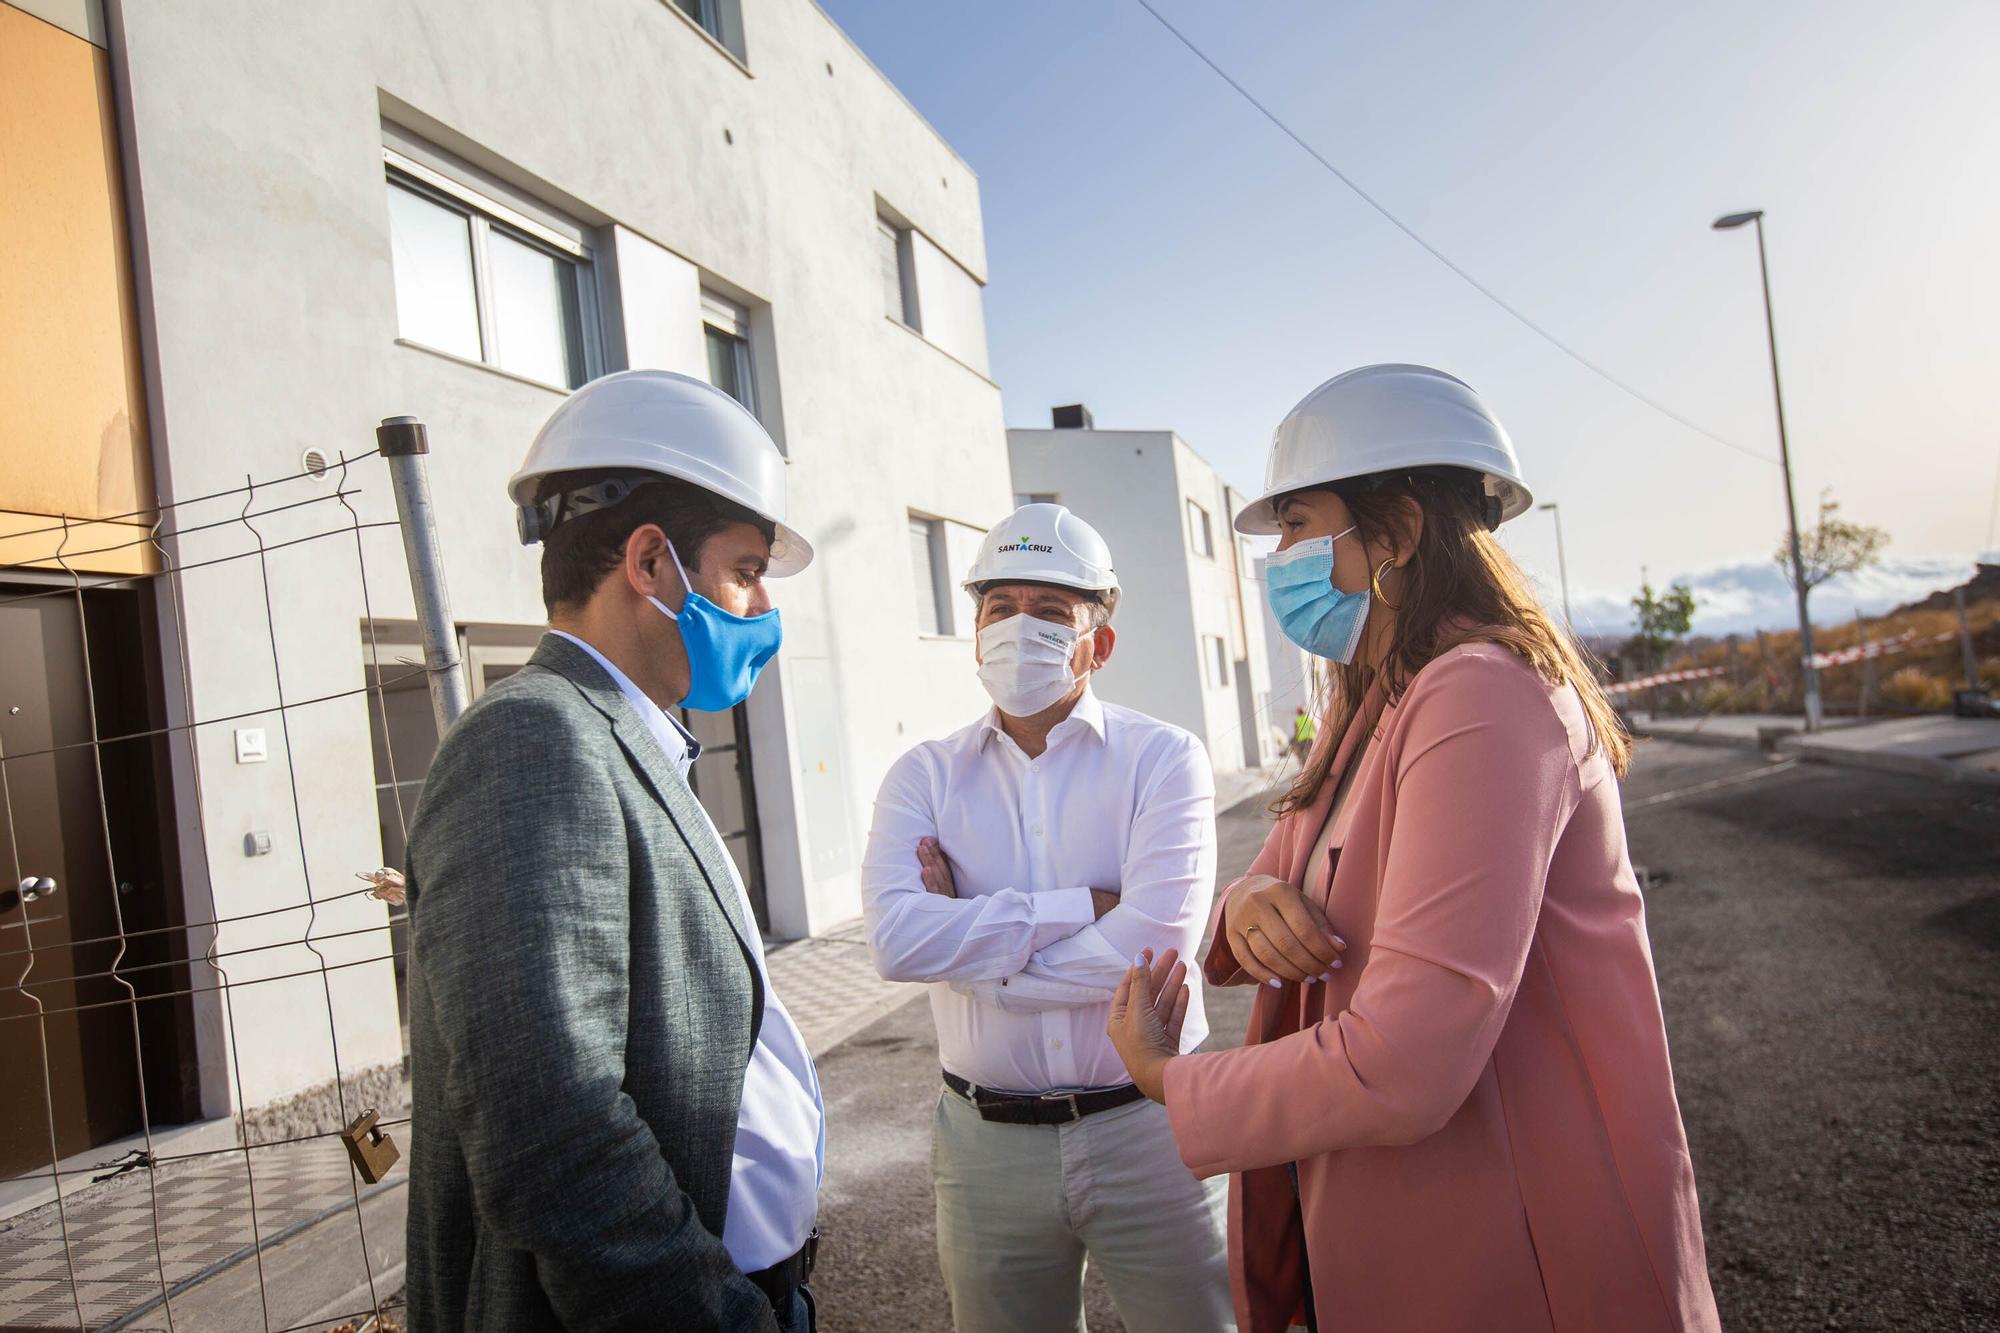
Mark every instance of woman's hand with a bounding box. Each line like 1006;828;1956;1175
1222;874;1347;987
1108;948;1190;1103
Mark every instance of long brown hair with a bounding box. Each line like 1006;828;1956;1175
1274;469;1630;817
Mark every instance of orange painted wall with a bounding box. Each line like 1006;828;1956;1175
0;1;155;575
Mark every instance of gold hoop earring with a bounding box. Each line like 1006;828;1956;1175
1371;558;1401;611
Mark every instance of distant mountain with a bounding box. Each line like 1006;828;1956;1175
1564;553;1989;639
1888;562;2000;617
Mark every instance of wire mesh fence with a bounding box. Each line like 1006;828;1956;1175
1;435;456;1332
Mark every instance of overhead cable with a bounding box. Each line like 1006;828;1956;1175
1130;0;1779;466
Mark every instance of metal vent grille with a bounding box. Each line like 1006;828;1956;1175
302;447;332;480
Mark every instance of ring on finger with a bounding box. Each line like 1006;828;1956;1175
1243;924;1260;935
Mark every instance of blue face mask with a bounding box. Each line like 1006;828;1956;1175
1266;527;1370;663
647;540;782;712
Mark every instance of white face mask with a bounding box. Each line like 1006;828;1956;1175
976;613;1091;717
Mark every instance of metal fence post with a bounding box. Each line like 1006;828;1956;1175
377;416;470;734
1855;608;1873;719
1954;587;1979;690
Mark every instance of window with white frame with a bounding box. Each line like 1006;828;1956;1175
701;290;758;416
671;0;745;60
384;145;598;389
1016;492;1058;509
1187;499;1215;558
1204;634;1231;688
910;514;953;636
878;214;921;331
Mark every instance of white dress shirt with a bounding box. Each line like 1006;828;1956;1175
550;632;823;1273
862;686;1217;1093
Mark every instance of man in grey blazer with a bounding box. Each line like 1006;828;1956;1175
405;371;822;1332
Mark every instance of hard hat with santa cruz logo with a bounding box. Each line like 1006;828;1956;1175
962;503;1120;615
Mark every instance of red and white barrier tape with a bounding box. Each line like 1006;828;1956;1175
1609;629;1963;694
1605;665;1728;696
1805;629;1955;670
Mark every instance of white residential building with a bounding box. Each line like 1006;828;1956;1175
2;0;1010;1181
1008;408;1284;774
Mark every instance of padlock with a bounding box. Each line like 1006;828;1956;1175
340;1108;401;1184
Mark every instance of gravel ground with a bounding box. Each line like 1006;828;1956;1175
808;739;2000;1331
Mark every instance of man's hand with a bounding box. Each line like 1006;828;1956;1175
921;841;1118;923
917;837;958;898
1108;947;1189;1103
1221;874;1347;986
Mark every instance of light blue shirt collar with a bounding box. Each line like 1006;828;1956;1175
548;630;701;775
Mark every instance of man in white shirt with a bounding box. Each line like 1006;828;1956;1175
407;372;821;1332
862;503;1234;1333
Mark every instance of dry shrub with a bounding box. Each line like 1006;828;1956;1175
1696;681;1736;714
1881;666;1953;710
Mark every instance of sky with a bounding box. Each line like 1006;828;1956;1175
819;0;1999;641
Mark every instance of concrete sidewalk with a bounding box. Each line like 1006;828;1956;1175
766;917;922;1057
0;1131;406;1332
1629;710;2000;784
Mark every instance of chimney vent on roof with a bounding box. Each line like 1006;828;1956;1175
1051;404;1094;431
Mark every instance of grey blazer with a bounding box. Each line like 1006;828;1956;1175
404;634;780;1333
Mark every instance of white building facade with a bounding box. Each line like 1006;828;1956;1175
3;0;1013;1168
1008;412;1286;774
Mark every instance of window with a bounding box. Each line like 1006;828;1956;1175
671;0;745;60
910;515;953;636
1187;499;1214;558
701;290;758;415
1015;492;1058;509
385;147;597;389
363;622;531;1052
878;215;921;331
1204;635;1231;688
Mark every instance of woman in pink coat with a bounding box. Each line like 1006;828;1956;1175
1109;365;1720;1332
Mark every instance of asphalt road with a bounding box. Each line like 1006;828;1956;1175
806;739;1999;1331
1626;742;1999;1331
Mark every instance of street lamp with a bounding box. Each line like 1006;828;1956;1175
1713;208;1823;731
1537;501;1572;632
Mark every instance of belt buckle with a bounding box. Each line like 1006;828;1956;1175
1038;1090;1082;1123
801;1227;818;1280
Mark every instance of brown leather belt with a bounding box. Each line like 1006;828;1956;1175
943;1071;1146;1125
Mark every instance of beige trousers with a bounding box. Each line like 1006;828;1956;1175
931;1086;1235;1333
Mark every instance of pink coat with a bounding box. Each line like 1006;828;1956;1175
1163;644;1720;1332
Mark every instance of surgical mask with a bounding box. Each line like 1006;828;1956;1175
1266;527;1370;663
977;613;1090;717
646;540;782;712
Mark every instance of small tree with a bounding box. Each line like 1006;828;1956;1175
1628;578;1696;674
1777;491;1889;593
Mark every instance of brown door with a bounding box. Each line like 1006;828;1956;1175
0;585;195;1179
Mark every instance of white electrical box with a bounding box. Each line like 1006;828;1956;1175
235;728;268;764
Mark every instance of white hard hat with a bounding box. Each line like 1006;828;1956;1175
962;503;1120;615
508;369;813;576
1233;364;1532;536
